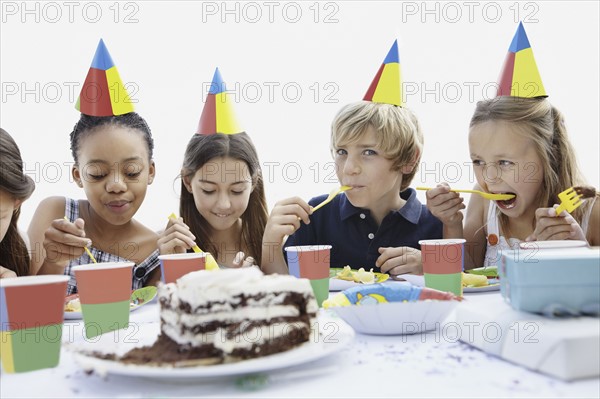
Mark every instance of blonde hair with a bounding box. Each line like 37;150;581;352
470;96;593;229
331;101;423;191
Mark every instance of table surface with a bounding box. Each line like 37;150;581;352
1;288;599;398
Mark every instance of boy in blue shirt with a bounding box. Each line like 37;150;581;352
261;41;442;276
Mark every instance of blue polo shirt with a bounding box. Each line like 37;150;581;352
283;188;442;272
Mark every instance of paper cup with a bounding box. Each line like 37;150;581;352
1;275;69;372
285;245;331;307
159;252;208;284
419;239;465;296
72;262;134;339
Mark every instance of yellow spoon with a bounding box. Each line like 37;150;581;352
63;216;97;263
312;186;352;212
168;213;219;271
416;187;515;201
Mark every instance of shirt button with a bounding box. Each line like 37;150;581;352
368;233;375;239
360;213;366;219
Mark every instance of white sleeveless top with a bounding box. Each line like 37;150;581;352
483;197;597;267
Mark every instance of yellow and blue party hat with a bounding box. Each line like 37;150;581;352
363;40;403;106
75;39;134;116
196;68;242;135
497;22;547;98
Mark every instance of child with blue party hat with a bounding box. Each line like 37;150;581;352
262;40;443;276
425;23;599;268
29;39;162;291
157;68;268;269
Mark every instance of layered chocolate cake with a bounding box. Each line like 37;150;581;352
117;268;318;366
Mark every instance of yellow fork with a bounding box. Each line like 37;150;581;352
555;187;583;215
312;186;352;212
416;187;515;201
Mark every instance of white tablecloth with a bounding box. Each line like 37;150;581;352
1;290;599;398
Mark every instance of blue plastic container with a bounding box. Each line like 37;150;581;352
499;247;600;315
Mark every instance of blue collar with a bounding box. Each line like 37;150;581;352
339;188;422;224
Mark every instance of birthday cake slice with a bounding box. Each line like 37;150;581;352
119;268;318;365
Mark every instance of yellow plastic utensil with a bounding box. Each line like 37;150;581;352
555;187;583;216
167;213;219;271
416;187;515;201
63;216;97;263
312;186;352;212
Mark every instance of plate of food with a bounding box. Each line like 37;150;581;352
462;267;500;293
329;266;390;291
68;313;354;380
64;286;157;320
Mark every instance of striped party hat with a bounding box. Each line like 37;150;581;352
196;68;242;135
363;40;403;106
496;22;547;98
75;39;135;116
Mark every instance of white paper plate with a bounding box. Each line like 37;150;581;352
69;313;354;380
519;240;588;250
331;300;458;335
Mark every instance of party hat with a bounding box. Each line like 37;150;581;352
196;68;242;135
363;40;403;106
75;39;135;116
496;22;547;98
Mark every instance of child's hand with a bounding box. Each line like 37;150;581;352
231;251;256;268
376;247;422;275
425;183;465;226
526;206;587;242
263;197;312;246
157;217;197;254
0;266;17;279
43;218;91;266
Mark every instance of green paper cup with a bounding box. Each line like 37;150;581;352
419;239;465;296
1;275;69;373
285;245;331;307
72;262;134;339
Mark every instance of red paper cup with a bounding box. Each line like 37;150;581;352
1;275;69;372
419;239;465;296
72;262;134;338
159;253;208;284
285;245;331;307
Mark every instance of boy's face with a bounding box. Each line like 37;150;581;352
334;126;404;212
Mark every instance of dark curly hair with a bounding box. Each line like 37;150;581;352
69;112;154;163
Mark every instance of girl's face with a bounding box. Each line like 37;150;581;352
72;126;155;225
0;190;19;243
469;120;544;219
184;156;253;232
334;126;408;211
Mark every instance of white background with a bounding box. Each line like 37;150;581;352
1;0;598;232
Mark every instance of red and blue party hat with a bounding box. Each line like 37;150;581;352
196;68;242;135
363;40;403;106
75;39;134;116
497;22;547;98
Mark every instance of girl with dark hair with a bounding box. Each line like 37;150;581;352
158;69;268;268
27;40;161;293
0;128;35;278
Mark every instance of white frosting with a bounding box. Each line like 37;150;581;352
158;268;318;347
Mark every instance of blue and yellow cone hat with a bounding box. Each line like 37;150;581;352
196;68;242;135
496;22;547;98
363;40;403;106
75;39;135;116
